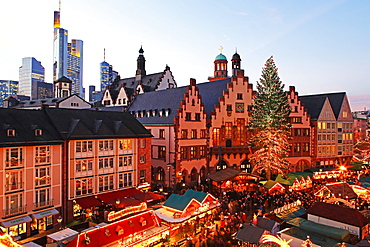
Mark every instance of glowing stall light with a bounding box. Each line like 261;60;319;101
261;234;292;247
0;234;23;247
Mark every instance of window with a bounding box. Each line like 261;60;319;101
213;128;220;146
76;141;93;153
190;146;196;159
5;148;23;167
185;113;191;121
225;122;232;139
35;129;42;136
75;178;93;196
140;170;146;183
118;174;124;188
191;130;197;139
5;170;23;192
291;117;302;123
226;105;232;111
343;111;348;118
337;122;343;132
76;159;93;172
303;129;310;136
99;175;114;192
119;139;132;150
7;129;15;137
237;93;243;100
200;130;206;138
293;128;301;136
158;146;166;160
303;143;309;152
35;188;51;208
99;140;114;151
181;147;187;160
99;157;114;169
236;119;245;145
159;129;165;139
199;146;206;158
294;143;300;153
181;130;188;139
118;155;133;167
35;167;51;186
140;155;146;164
140;139;146;148
5;193;24;217
195;113;201;121
35;146;50;164
123;173;133;187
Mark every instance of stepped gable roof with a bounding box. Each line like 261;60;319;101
109;72;164;100
306;202;370;227
0;108;62;147
299;94;327;120
127;86;187;125
197;78;231;114
44;108;151;140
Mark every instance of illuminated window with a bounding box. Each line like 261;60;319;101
5;170;23;192
213;128;220;146
190;147;196;159
35;146;50;164
140;139;146;148
236;118;245;145
158;146;166;160
191;130;197;139
75;178;93;195
199;146;206;158
303;143;309;152
7;129;15;137
5;148;23;167
119;139;132;150
181;147;187;160
118;155;132;167
159;129;165;139
181;130;188;139
76;159;93;172
34;129;42;136
225;122;232;139
99;157;114;169
200;129;206;138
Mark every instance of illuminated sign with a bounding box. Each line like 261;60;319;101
107;202;147;222
261;234;292;247
0;234;22;247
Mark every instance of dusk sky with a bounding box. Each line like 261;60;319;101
1;0;369;111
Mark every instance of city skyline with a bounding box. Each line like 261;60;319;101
1;0;369;110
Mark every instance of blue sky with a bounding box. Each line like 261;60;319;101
1;0;369;110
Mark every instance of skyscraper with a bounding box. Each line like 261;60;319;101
53;8;84;98
0;80;18;106
100;49;118;91
19;57;45;98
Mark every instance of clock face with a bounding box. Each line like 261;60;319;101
235;103;244;113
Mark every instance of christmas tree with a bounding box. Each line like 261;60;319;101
249;56;291;180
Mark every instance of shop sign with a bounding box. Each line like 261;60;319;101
107;202;147;222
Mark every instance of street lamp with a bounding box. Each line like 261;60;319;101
167;164;172;189
57;215;63;230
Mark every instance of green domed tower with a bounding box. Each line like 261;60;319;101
209;46;228;81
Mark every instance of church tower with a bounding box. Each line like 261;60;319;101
135;46;146;81
54;76;72;98
209;46;228;81
231;50;241;76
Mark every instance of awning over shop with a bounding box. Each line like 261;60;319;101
97;188;142;203
1;215;32;228
32;208;59;220
47;228;78;242
75;196;102;209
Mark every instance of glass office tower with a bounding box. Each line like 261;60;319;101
0;80;18;106
100;61;118;91
53;10;84;98
19;57;45;98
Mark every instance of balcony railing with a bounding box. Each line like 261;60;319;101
5;182;24;192
3;205;27;218
34;199;54;210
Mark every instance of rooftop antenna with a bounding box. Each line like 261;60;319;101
104;48;106;62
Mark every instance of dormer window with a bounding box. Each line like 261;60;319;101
7;129;15;137
35;129;43;136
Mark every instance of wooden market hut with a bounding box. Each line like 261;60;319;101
315;182;358;199
207;167;261;193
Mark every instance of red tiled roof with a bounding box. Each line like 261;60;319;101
306;202;370;227
67;210;160;247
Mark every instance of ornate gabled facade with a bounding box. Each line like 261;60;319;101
300;92;354;168
101;47;177;108
127;79;208;189
286;86;312;172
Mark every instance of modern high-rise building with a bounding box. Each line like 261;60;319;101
0;80;18;106
100;53;118;91
19;57;45;98
53;9;84;98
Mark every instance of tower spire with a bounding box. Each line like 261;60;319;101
59;0;61;12
103;48;106;62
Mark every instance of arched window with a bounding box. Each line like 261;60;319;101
190;168;197;182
